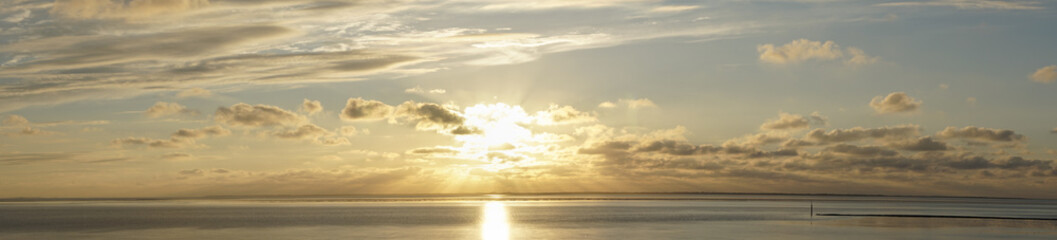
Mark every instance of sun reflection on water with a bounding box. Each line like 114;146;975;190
481;201;510;240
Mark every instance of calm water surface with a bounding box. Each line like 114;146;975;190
2;194;1056;239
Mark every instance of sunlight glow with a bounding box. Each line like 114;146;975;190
481;201;510;240
459;103;533;147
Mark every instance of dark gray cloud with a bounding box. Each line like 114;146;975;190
887;136;949;151
937;126;1025;142
172;125;230;139
633;140;721;156
805;125;920;144
214;103;305;127
340;98;392;121
823;144;899;158
393;101;478;135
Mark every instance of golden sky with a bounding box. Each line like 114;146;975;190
2;0;1057;198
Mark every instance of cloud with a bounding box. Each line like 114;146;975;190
887;137;950;151
272;124;328;140
340;98;393;121
2;115;29;126
265;123;349;146
870;92;922;114
649;5;700;13
1;114;108;136
760;112;810;130
317;136;351;146
214;103;305;127
0;152;129;165
112;137;192;149
0;0;745;113
758;39;878;66
2;25;293;74
394;101;478;135
2;8;31;23
877;0;1044;10
339;126;359;136
162;152;194;161
4;127;54;136
809;112;828;126
937;126;1025;142
534;104;597;125
176;88;212;98
300;99;322;115
407;146;461;155
598;98;657;109
145;102;200;118
1030;65;1057;83
805;125;921;144
632;140;722;156
844;47;879;66
172;125;230;139
50;0;211;20
822;144;899;158
757;39;838;63
404;86;447;94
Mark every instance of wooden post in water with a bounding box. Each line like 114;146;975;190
810;201;814;220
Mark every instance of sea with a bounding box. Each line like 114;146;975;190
2;194;1056;239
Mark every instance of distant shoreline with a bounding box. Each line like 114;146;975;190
816;213;1057;221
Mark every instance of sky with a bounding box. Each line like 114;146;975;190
1;0;1057;198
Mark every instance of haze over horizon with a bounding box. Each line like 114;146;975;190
2;0;1057;199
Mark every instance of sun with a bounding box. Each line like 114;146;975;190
457;103;534;148
454;103;541;171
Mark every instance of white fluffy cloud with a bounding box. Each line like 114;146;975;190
869;92;922;114
1030;65;1057;83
